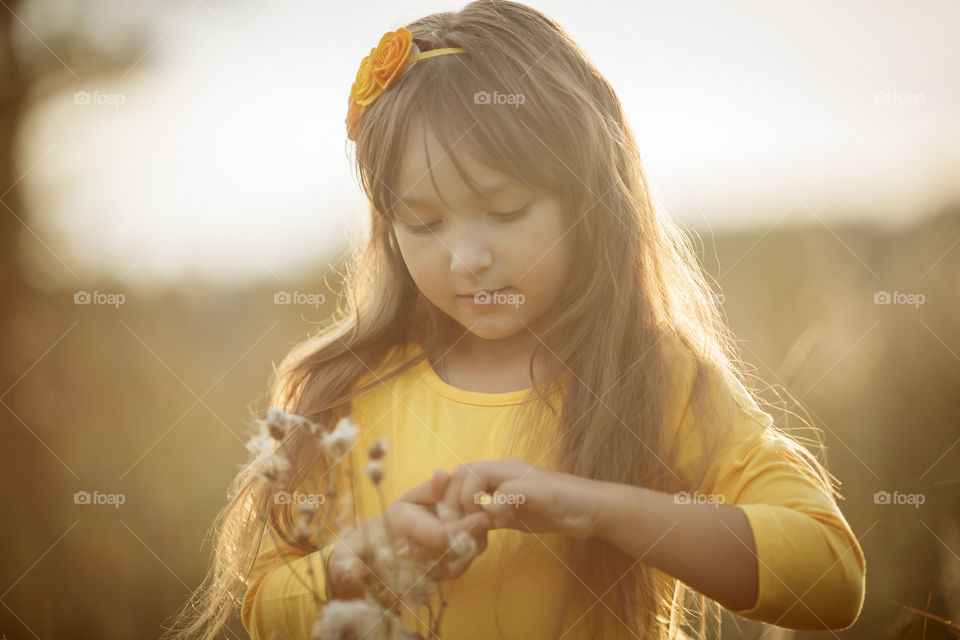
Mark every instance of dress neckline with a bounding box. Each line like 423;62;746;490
411;346;535;407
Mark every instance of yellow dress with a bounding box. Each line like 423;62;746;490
241;340;866;639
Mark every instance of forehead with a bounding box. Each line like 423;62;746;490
392;119;517;206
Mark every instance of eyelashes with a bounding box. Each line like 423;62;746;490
491;205;532;222
401;205;532;234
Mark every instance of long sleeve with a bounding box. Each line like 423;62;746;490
241;526;338;640
695;380;867;629
240;459;353;640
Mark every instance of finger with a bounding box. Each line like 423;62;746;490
408;511;491;572
483;490;521;529
402;505;453;553
453;509;493;535
447;511;492;556
401;469;450;505
430;468;450;497
472;526;489;554
484;501;514;529
459;470;492;516
440;465;469;520
435;512;491;554
461;511;490;548
437;512;491;561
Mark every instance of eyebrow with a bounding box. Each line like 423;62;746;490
395;180;518;210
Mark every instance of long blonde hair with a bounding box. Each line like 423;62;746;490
163;1;838;638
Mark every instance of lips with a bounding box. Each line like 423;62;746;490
458;287;509;297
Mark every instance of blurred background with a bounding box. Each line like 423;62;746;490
0;0;957;638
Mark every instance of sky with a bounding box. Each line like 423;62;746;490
14;0;960;288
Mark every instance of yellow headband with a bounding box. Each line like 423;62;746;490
346;27;467;140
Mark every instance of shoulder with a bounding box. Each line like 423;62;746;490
661;330;773;433
660;331;776;484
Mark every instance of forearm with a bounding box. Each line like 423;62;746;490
592;482;759;611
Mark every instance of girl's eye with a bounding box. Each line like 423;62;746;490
403;220;440;234
490;205;531;221
400;205;531;233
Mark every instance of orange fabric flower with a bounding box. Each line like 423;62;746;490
350;47;381;107
371;28;414;91
345;27;466;140
346;29;414;139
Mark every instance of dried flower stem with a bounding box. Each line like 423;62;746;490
429;581;447;639
372;480;403;638
252;415;456;638
374;482;402;594
426;596;434;638
307;473;331;601
345;447;383;599
348;447;370;550
897;602;960;632
313;447;352;601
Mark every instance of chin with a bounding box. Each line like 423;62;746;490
457;316;525;341
469;322;523;340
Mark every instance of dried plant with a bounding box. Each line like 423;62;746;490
246;411;476;639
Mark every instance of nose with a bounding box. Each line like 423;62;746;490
448;225;493;277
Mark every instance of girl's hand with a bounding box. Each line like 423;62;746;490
437;458;603;539
328;470;492;597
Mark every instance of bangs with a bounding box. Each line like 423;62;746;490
354;46;578;222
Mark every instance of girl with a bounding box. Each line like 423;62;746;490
165;1;866;638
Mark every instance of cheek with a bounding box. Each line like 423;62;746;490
395;233;442;289
512;214;573;285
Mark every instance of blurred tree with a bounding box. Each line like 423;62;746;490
0;2;146;637
1;0;27;304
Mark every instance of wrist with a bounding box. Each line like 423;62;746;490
588;480;649;542
584;479;614;540
570;476;619;540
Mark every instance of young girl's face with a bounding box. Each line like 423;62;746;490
390;120;574;344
